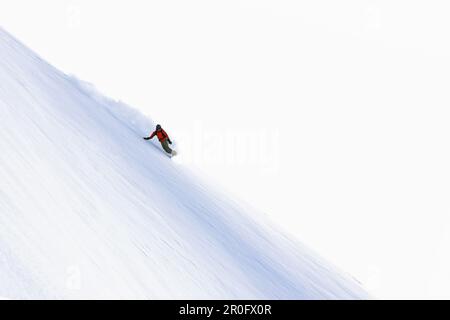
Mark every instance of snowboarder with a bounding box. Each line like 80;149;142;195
143;124;177;156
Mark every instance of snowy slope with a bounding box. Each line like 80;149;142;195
0;28;367;299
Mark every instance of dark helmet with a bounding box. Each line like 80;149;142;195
156;124;162;130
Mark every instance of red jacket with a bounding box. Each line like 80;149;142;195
149;129;170;142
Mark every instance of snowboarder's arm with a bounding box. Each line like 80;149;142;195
143;131;157;140
162;129;172;144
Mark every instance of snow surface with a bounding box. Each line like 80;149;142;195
0;27;368;299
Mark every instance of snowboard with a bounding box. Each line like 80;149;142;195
168;150;177;158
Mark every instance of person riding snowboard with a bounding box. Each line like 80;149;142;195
143;124;176;156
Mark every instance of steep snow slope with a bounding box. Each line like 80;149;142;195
0;28;367;299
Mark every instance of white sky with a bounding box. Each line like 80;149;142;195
2;0;450;299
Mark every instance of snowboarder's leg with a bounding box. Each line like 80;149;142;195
161;140;173;154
